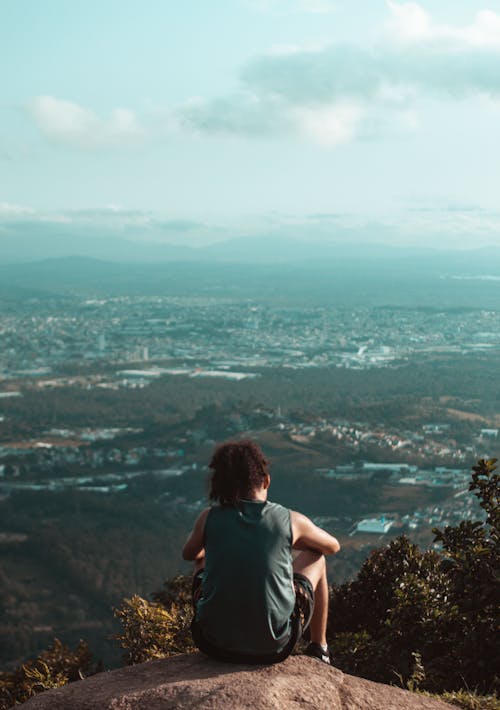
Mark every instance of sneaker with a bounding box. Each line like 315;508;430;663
304;642;332;665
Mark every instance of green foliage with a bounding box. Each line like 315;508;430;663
423;690;499;710
113;593;195;665
2;458;497;704
151;575;193;609
406;652;426;693
430;458;499;693
328;458;499;694
0;638;93;709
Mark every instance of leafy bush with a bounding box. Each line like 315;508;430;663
113;592;195;665
328;458;499;694
2;459;496;705
0;638;94;709
422;690;499;710
151;575;193;610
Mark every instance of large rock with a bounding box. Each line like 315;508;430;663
20;653;453;709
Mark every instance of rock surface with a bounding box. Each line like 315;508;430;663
20;653;454;709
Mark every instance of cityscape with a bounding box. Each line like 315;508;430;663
2;293;500;375
1;292;498;556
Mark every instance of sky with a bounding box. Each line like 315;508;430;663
1;0;500;252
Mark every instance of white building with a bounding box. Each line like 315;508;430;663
480;428;498;438
356;517;394;534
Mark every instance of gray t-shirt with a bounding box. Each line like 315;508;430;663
195;499;296;655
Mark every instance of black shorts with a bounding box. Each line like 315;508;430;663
191;569;314;665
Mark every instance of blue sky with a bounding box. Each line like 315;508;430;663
2;0;500;250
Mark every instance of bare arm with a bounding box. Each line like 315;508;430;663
291;511;341;555
182;508;210;561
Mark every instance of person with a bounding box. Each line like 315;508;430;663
182;439;340;665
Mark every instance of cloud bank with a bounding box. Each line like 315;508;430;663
30;96;142;147
26;3;500;149
1;202;499;252
180;3;500;145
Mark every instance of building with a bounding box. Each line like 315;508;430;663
480;428;498;438
355;516;394;534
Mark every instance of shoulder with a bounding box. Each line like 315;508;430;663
290;510;310;525
265;501;292;521
265;502;293;539
193;507;211;529
289;510;317;538
201;503;230;526
289;509;308;529
266;500;289;514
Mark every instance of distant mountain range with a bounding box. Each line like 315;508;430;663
1;245;499;309
1;228;500;269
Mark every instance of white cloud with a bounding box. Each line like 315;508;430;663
463;11;500;49
295;0;334;14
1;204;499;250
385;3;500;48
244;0;334;15
0;201;34;216
243;8;500;106
26;4;500;150
38;214;72;224
176;93;290;137
0;205;154;229
30;96;142;147
266;42;326;56
293;101;363;146
385;1;431;42
224;4;500;144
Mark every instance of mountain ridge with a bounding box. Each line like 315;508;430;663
1;230;500;266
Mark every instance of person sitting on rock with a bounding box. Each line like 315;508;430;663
183;439;340;665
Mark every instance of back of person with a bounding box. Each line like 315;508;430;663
183;439;340;665
195;499;295;655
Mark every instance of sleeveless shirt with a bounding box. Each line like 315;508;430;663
195;500;296;655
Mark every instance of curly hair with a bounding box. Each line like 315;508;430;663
208;439;270;505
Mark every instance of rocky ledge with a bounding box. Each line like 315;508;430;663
20;653;454;709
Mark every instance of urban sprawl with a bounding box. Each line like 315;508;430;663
1;295;498;549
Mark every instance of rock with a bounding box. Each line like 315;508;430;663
20;653;454;710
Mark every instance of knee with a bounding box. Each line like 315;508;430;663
308;551;327;590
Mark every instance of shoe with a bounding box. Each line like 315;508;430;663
305;642;332;665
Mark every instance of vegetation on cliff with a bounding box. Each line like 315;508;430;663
0;639;96;708
0;459;497;709
328;458;498;694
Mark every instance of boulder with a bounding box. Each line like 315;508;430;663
20;653;454;709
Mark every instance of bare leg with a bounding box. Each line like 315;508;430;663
293;550;328;647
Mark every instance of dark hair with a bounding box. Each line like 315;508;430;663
208;439;270;505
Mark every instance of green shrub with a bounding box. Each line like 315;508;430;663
328;458;499;694
113;593;195;665
0;638;94;709
423;689;499;710
151;575;193;609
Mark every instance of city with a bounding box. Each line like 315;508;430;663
0;276;499;671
